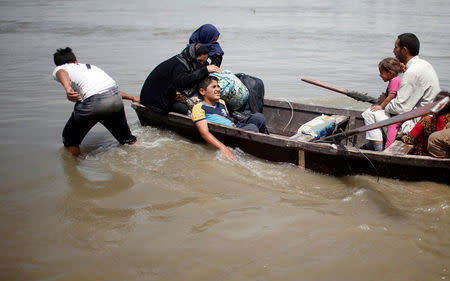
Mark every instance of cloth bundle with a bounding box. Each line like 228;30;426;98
297;115;337;139
210;70;249;111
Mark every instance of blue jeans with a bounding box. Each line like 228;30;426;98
62;88;136;146
236;113;268;134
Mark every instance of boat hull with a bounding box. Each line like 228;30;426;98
132;100;450;184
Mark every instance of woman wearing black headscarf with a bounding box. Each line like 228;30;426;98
188;24;224;67
140;43;221;114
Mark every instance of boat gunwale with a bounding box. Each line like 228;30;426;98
131;101;450;170
263;99;364;118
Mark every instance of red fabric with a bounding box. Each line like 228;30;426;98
406;115;447;155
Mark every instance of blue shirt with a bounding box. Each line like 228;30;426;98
191;100;234;127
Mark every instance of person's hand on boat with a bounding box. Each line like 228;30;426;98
175;94;188;103
207;65;222;74
119;91;140;103
65;87;80;102
370;104;383;111
401;134;414;144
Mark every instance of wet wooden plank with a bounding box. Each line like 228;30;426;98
383;140;414;155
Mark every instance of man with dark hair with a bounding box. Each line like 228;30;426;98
53;47;77;66
361;33;440;150
191;76;268;160
52;47;139;156
397;33;420;56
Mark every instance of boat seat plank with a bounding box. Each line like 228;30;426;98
332;115;350;125
383;140;414;155
290;114;349;142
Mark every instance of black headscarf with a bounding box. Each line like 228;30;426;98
176;43;209;72
188;24;223;56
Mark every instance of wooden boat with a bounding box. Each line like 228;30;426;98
131;99;450;184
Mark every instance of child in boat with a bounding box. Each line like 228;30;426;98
191;76;268;160
362;57;404;151
177;70;250;119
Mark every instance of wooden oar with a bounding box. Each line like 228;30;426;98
314;96;450;143
301;77;378;104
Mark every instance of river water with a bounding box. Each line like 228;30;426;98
1;0;449;280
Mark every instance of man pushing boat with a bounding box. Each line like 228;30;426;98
52;47;138;157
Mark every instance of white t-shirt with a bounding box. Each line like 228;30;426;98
52;63;117;101
385;56;440;115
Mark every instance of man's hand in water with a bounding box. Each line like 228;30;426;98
220;146;234;161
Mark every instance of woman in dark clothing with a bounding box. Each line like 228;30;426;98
140;43;221;114
188;24;224;67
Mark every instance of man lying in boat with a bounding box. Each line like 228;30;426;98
179;70;251;118
191;76;268;160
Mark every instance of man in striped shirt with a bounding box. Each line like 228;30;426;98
191;76;267;160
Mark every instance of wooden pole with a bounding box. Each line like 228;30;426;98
301;77;378;104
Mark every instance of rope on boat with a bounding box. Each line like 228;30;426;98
282;99;380;181
354;147;380;182
330;125;342;143
318;129;380;182
282;99;294;132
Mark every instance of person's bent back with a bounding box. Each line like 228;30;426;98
52;47;137;156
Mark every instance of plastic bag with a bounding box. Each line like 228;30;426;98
298;115;337;139
210;70;249;111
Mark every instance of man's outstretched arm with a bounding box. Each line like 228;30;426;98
195;119;234;160
119;91;140;103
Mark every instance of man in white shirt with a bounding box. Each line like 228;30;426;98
53;47;139;156
361;33;440;151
